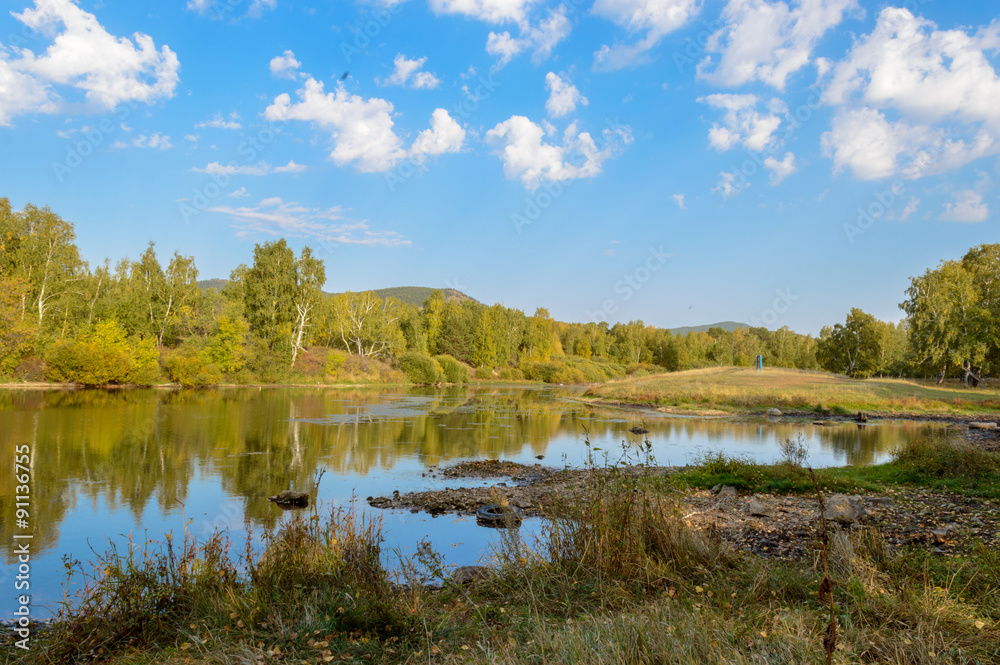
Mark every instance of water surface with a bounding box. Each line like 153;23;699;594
0;385;943;618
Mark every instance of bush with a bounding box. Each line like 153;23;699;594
45;321;160;386
496;367;524;381
162;345;222;387
327;349;348;375
562;355;627;382
434;354;470;383
397;351;444;384
520;360;586;384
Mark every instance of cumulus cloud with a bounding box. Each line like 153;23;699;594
264;76;464;172
820;8;1000;180
411;108;466;157
117;133;172;149
187;0;276;19
485;6;572;68
195;111;242;130
713;170;749;198
207;197;411;246
592;0;701;70
429;0;533;24
486;115;633;190
191;160;305;176
698;0;860;89
941;190;989;223
545;72;588;118
269;50;301;79
0;0;179;125
764;151;797;184
377;54;441;89
698;94;785;151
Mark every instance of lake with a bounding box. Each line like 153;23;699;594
0;385;943;619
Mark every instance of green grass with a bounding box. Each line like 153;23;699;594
585;366;1000;416
10;435;1000;664
674;432;1000;500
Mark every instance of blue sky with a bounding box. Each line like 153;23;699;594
1;0;997;335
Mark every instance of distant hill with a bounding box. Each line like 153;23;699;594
368;287;474;307
196;281;474;308
198;279;228;291
669;321;752;335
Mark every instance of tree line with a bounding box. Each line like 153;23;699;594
1;197;994;387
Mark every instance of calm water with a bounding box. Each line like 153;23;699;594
1;385;944;618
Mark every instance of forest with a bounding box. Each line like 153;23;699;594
0;197;996;387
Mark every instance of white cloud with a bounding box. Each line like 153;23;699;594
185;0;213;14
820;107;996;181
378;54;441;89
191;160;305;176
821;9;1000;180
269;50;301;79
195;111;242;130
713;170;749;198
486;31;524;68
545;72;588;118
941;190;989;223
764;151;797;184
698;0;860;90
486;115;633;190
133;133;172;149
895;197;919;221
485;6;571;68
673;193;686;208
207;197;411;246
411;109;466;156
264;76;464;172
274;160;306;173
227;186;250;198
428;0;533;24
0;0;179;125
698;94;785;151
592;0;701;70
187;0;276;19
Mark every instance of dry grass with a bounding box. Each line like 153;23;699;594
585;367;1000;415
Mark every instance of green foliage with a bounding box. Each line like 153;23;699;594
45;320;160;386
397;351;444;384
496;366;524;381
162;343;222;387
203;314;249;375
0;275;37;377
434;354;470;383
327;348;348;375
520;359;586;384
816;308;903;378
323;291;406;358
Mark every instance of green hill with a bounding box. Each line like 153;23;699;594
669;321;752;336
368;287;473;307
198;279;228;291
196;281;474;308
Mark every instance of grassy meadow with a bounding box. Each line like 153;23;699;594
585;367;1000;416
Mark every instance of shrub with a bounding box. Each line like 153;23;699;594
397;351;444;384
434;354;470;383
496;367;524;381
45;321;160;386
520;360;586;384
327;349;348;376
162;345;222;387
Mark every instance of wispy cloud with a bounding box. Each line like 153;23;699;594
207;197;411;246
